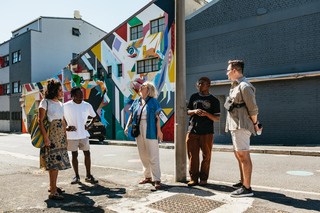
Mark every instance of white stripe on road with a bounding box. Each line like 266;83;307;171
206;180;320;197
0;150;38;161
1;150;319;197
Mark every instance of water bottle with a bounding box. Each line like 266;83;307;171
257;123;262;135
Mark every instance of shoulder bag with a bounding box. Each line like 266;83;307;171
131;97;151;138
29;100;50;148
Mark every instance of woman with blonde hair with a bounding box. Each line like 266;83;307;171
38;79;71;200
124;81;163;189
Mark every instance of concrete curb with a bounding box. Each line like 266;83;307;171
101;140;320;157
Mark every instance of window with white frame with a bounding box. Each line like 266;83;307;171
130;24;143;40
12;81;21;93
3;55;9;67
3;84;10;95
118;64;122;77
107;66;112;78
150;17;165;34
137;58;159;74
12;50;21;64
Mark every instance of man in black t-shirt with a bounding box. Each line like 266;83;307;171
186;77;220;186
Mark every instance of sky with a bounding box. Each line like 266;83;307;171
0;0;213;44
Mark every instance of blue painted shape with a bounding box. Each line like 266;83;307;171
286;171;314;176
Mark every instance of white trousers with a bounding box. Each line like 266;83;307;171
136;120;161;181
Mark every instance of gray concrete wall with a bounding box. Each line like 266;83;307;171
9;32;32;131
31;18;107;82
185;0;320;145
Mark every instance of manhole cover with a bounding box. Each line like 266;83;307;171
147;193;225;213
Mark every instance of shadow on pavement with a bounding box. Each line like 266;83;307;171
76;182;126;198
154;182;217;197
45;183;126;212
254;191;320;212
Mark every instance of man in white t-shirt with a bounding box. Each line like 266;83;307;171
64;87;98;184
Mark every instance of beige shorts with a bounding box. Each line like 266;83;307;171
67;137;90;152
231;129;251;151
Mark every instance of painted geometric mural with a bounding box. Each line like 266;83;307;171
22;0;175;141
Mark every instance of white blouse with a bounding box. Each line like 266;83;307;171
137;105;147;120
39;99;64;122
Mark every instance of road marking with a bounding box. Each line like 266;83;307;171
2;150;319;197
127;159;141;162
286;170;314;176
91;164;320;196
207;180;320;197
0;150;38;161
103;154;117;157
0;144;18;148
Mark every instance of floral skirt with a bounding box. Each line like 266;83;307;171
40;119;71;170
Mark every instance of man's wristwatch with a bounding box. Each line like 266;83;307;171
253;121;258;125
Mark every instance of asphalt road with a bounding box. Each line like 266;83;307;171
0;133;319;213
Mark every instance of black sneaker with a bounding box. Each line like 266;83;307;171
232;181;243;188
230;186;254;197
71;176;80;184
85;175;98;183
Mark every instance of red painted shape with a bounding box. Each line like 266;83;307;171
57;74;62;82
116;23;127;42
171;23;175;54
25;84;32;92
0;85;3;95
161;114;174;142
0;57;3;67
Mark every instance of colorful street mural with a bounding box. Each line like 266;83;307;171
22;0;175;141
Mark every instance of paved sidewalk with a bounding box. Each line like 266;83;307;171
103;140;320;157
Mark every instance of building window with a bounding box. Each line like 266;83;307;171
72;53;78;59
150;17;165;34
137;58;159;74
72;28;81;36
97;67;104;81
130;24;143;40
107;66;112;78
11;112;22;120
118;64;122;77
3;55;9;67
0;111;10;120
89;69;93;81
3;84;10;95
12;50;21;64
12;81;21;93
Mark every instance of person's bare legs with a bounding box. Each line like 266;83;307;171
234;150;244;184
49;170;59;195
235;150;252;188
83;150;91;177
71;151;80;177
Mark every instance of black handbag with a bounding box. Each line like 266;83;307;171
131;97;150;138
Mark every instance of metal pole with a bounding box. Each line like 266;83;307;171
174;0;187;182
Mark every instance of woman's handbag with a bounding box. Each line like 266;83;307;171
131;97;150;138
28;100;49;148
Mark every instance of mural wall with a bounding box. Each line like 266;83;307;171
22;0;175;141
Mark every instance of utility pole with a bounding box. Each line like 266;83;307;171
174;0;187;182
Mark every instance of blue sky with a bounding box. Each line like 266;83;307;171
0;0;212;44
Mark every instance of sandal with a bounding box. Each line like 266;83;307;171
48;187;65;194
48;193;64;200
155;181;161;189
139;178;152;184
